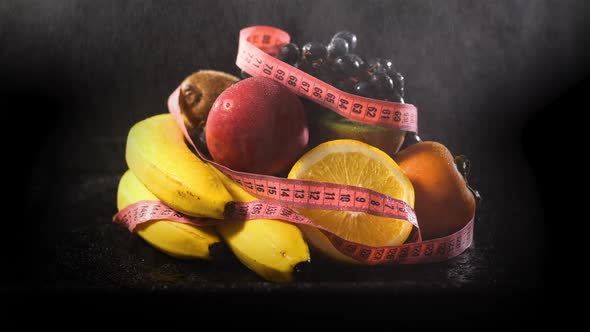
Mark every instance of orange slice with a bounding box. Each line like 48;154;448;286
287;139;415;263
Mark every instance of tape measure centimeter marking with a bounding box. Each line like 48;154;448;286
223;169;417;224
236;26;418;133
114;200;474;265
113;200;232;232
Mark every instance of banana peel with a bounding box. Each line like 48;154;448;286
117;170;222;260
208;165;311;282
125;113;232;219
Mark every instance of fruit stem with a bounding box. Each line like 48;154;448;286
181;83;203;107
454;155;470;180
454;154;482;205
209;242;232;261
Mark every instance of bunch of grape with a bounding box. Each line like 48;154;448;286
261;31;405;103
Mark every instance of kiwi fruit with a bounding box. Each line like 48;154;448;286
178;70;239;136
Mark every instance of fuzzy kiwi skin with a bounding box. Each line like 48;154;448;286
178;70;239;135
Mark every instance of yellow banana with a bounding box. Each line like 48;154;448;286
125;114;232;219
117;169;222;260
208;165;310;282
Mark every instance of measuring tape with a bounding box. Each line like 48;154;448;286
115;199;473;265
236;26;418;133
113;25;474;265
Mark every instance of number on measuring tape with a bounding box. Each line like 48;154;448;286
301;80;310;93
263;63;273;75
338;98;349;110
352;103;363;114
252;57;262;68
275;69;285;81
325;92;335;104
313;87;323;99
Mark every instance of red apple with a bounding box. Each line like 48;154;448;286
205;76;309;175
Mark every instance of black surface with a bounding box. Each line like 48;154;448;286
2;0;585;320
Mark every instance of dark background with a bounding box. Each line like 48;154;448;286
1;0;585;322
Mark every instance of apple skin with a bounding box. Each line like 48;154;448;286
206;76;309;175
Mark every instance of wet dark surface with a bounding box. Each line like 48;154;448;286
2;0;585;320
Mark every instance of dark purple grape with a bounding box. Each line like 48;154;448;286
326;37;349;59
391;72;405;97
348;54;365;69
334;78;356;94
278;43;300;65
386;91;403;103
332;31;357;51
370;72;394;99
316;72;334;85
298;59;334;83
348;54;368;79
365;58;390;79
331;54;363;78
292;31;407;102
314;63;336;84
353;81;375;98
301;42;327;62
366;57;383;74
296;60;320;76
380;59;395;74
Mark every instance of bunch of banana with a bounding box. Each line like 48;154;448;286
118;113;310;282
117;169;222;260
